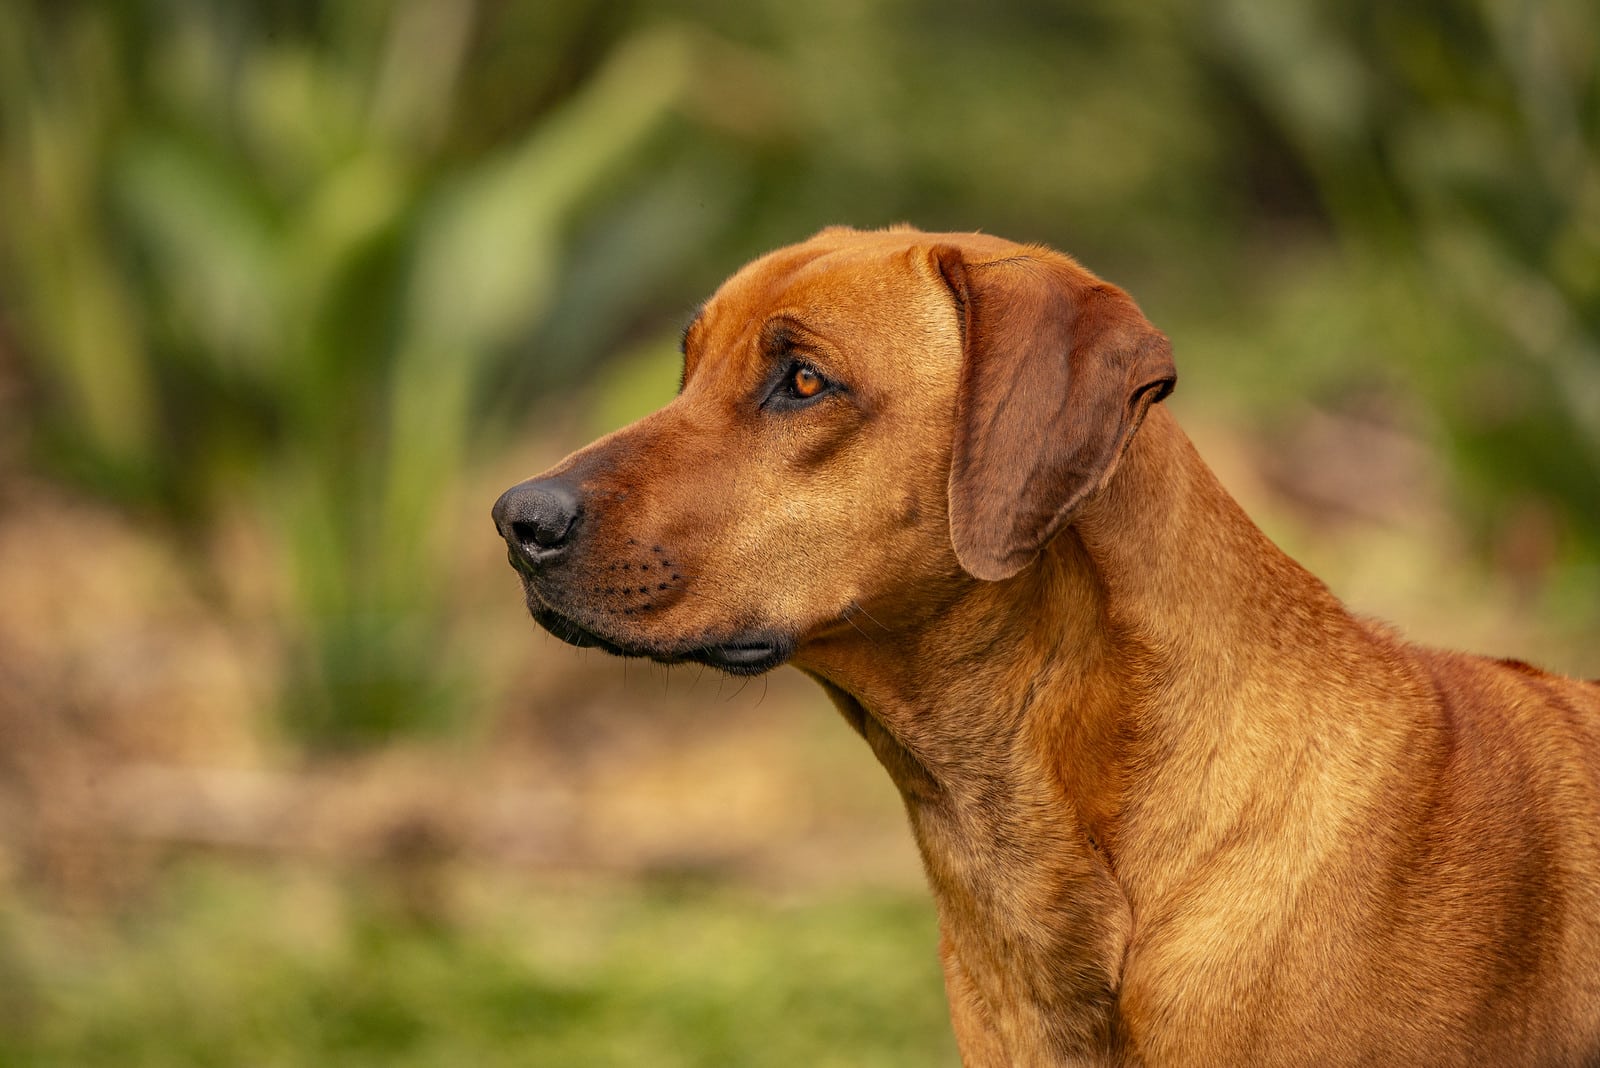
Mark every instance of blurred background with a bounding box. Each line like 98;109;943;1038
0;0;1595;1064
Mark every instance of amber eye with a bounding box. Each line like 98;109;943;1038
764;360;836;410
790;365;825;399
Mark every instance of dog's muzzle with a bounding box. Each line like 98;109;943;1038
491;475;795;676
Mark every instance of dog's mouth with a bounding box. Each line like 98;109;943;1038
528;601;793;677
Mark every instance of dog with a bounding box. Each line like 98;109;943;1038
493;226;1600;1066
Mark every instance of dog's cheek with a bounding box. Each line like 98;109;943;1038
781;407;863;472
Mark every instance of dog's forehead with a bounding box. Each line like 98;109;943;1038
688;228;1020;373
720;227;1023;302
713;232;919;314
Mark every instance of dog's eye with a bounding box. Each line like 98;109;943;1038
767;361;834;409
790;366;826;399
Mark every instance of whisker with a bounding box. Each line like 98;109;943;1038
842;600;878;643
843;608;872;642
851;599;888;631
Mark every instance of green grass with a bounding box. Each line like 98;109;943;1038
0;863;959;1068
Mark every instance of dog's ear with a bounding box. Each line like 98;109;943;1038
932;246;1176;582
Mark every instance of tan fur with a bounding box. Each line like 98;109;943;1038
496;227;1600;1066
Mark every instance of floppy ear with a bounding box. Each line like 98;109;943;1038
932;246;1177;582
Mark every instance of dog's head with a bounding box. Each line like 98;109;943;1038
492;226;1174;674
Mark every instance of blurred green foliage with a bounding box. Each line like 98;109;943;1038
0;864;957;1067
0;0;1594;748
1211;0;1600;550
0;3;704;745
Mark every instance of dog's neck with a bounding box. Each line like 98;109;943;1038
806;405;1367;830
799;405;1422;1044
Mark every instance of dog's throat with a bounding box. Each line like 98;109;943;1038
808;674;944;802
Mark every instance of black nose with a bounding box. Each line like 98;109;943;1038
492;478;581;566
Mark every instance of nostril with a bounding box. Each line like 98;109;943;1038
494;478;582;562
510;520;539;549
512;515;572;551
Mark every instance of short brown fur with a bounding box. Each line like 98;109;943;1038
496;227;1600;1066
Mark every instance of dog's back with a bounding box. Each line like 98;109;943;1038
1375;642;1600;1062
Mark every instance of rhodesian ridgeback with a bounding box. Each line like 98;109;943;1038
493;226;1600;1066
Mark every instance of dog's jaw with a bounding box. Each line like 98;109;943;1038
524;590;795;676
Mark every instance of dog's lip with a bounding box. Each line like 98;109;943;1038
531;604;616;651
694;639;791;675
529;602;793;676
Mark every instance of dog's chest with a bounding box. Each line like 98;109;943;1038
905;781;1134;1060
